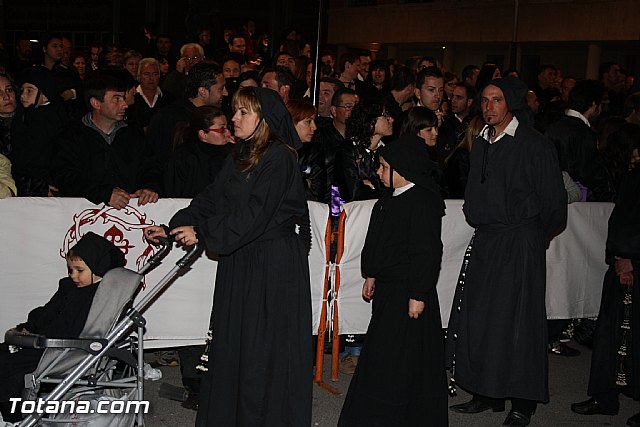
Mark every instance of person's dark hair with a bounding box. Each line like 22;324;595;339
239;70;261;87
475;63;500;91
504;68;521;79
172;105;226;148
100;67;137;90
419;56;437;67
41;33;64;50
338;52;358;73
345;102;385;150
83;73;127;108
400;106;438;136
286;99;316;124
364;60;391;88
228;33;245;47
456;83;477;101
568;79;605;114
319;77;344;91
604;122;640;189
331;87;357;107
295;55;311;82
224;51;246;66
270;66;296;89
389;65;414;92
444;71;458;85
598;62;619;80
0;69;18;93
462;64;479;82
185;62;223;99
537;64;556;77
231;87;277;172
416;66;443;89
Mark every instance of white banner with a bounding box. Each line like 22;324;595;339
0;198;612;346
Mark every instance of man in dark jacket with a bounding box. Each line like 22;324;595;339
545;79;614;202
52;73;161;208
446;76;567;427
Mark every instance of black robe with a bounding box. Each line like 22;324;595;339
169;140;312;427
338;185;448;426
0;278;99;415
446;123;567;402
587;166;640;401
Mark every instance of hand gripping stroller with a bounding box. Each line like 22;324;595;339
5;235;200;427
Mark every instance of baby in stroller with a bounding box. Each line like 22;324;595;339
0;232;125;422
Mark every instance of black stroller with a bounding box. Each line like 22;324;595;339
4;235;199;427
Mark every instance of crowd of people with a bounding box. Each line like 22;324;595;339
0;18;638;427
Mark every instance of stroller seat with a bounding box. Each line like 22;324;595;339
5;267;144;426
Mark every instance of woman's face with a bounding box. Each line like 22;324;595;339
295;114;317;143
44;38;64;62
73;56;86;76
418;125;438;147
374;112;394;138
232;103;261;140
124;57;140;78
0;76;17;115
200;115;231;146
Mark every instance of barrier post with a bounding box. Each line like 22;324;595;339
331;211;347;381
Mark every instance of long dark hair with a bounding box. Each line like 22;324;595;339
400;106;438;136
171;105;226;149
345;102;384;150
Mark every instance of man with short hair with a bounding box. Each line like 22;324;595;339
321;51;336;77
357;50;372;81
261;66;295;103
447;76;567;427
316;77;344;126
338;52;361;90
52;74;161;208
545;79;614;202
462;64;480;88
89;42;102;72
222;58;241;79
131;58;174;128
600;62;626;116
154;34;174;67
560;76;577;103
228;34;247;57
314;87;358;203
532;64;561;110
147;62;227;166
415;66;456;163
380;65;415;137
161;43;204;99
446;83;476;142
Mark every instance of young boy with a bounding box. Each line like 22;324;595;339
338;141;448;426
0;232;125;422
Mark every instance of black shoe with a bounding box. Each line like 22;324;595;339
450;398;505;413
628;412;640;427
503;410;531;426
571;397;618;415
549;341;581;357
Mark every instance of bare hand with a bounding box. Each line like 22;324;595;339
435;109;444;127
619;272;634;286
170;226;199;247
144;225;167;244
408;299;425;319
47;184;59;197
615;257;633;275
362;277;376;301
175;57;187;73
109;187;131;209
132;188;159;206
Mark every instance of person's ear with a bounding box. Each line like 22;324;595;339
197;86;208;99
89;97;101;111
197;129;208;142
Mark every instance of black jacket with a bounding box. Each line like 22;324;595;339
545;115;614;201
52;119;162;204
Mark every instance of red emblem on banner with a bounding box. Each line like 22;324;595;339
60;205;157;273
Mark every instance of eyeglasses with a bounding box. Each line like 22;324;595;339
185;55;203;62
336;104;355;110
206;126;227;134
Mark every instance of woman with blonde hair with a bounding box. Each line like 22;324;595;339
145;87;311;427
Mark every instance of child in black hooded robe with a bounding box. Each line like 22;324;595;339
0;232;125;422
338;141;448;426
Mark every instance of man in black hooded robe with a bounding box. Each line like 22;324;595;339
446;76;567;426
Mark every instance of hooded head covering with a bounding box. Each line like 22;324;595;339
252;87;302;149
68;232;126;277
378;139;439;194
21;66;60;103
484;76;527;113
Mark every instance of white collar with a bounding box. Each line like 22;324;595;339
480;116;519;144
393;182;415;196
136;85;163;108
565;109;591;128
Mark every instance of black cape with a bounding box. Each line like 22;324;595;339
587;166;640;401
338;185;448;426
446;123;567;402
170;140;312;426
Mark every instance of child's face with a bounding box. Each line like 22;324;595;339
20;83;48;108
377;155;406;189
67;258;99;288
